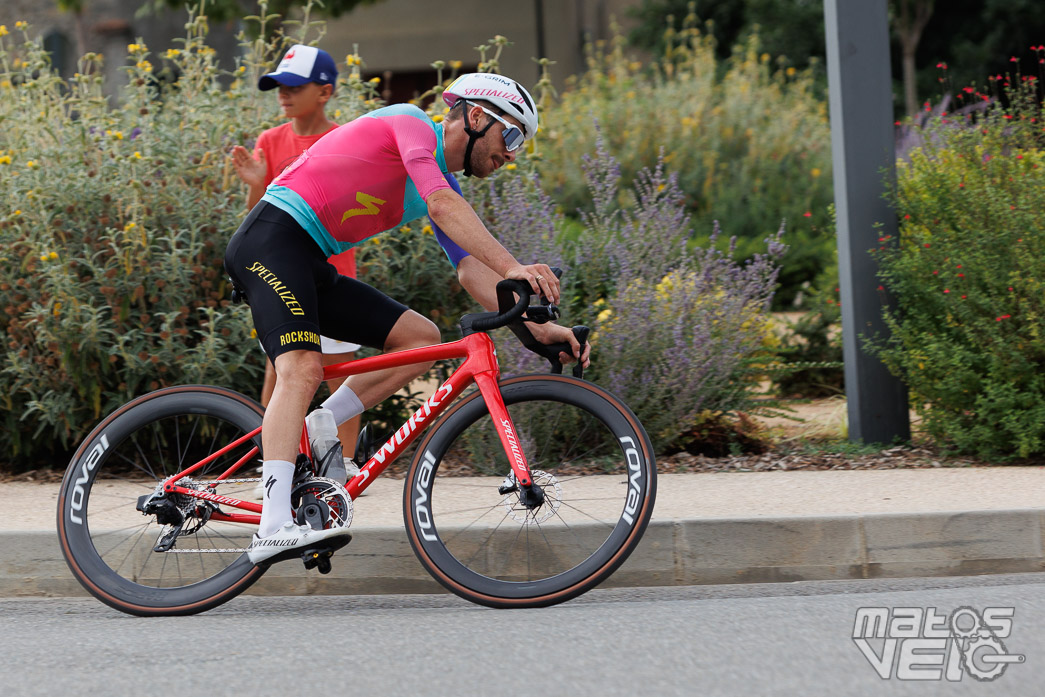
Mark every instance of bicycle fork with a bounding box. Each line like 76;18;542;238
472;372;536;490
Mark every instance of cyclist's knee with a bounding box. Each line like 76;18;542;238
385;311;440;352
273;350;324;392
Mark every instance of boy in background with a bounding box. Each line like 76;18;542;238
231;44;363;485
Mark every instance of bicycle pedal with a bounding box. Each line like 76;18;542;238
299;535;352;574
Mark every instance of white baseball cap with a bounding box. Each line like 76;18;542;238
258;44;338;91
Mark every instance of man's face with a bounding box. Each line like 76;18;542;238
276;82;331;119
467;105;522;178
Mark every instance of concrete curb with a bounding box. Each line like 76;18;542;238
5;508;1044;598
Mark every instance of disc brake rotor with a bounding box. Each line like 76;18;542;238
502;469;562;524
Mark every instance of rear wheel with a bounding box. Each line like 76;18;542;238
403;375;656;608
56;385;266;616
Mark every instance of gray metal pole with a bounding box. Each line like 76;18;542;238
823;0;910;444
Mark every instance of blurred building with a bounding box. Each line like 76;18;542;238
322;0;643;103
1;0;642;101
2;0;240;98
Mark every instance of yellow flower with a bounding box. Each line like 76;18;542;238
250;328;257;339
124;222;137;231
369;76;381;84
422;225;433;235
399;225;411;233
39;254;47;262
136;60;153;73
26;160;37;169
113;131;124;140
431;114;443;123
811;168;821;178
505;163;517;170
334;109;342;119
165;49;181;59
128;43;141;53
132;151;142;159
52;301;62;316
786;67;796;77
0;155;10;165
15;21;27;30
0;81;10;89
450;60;463;70
0;25;7;37
49;251;57;259
13;209;21;215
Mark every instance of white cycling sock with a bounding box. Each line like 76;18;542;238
257;459;295;538
322;384;365;425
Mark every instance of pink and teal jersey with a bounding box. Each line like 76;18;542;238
261;103;453;258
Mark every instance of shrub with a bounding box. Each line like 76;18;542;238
0;11;379;470
535;19;833;307
0;10;787;469
870;67;1045;459
474;131;786;451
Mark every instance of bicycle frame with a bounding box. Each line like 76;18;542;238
160;329;533;526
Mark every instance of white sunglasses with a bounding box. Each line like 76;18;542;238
466;101;526;151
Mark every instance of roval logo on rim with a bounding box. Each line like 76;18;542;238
69;434;110;525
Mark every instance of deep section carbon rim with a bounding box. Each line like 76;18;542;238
404;375;656;607
57;386;266;615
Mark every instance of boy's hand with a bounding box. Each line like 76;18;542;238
231;145;267;188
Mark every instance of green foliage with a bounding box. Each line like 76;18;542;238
0;7;788;469
536;20;834;307
0;11;380;470
771;289;844;399
870;71;1045;459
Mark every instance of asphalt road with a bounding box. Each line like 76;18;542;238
3;574;1043;696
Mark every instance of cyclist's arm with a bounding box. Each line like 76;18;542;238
426;188;559;302
432;174;470;267
456;255;589;367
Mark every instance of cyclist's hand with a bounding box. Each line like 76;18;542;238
531;322;591;368
504;263;559;304
231;145;267;188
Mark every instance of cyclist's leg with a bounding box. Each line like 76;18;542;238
225;204;349;552
315;275;441;415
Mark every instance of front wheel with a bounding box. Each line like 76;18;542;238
56;385;267;616
403;375;656;608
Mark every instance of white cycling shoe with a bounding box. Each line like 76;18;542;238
247;521;352;565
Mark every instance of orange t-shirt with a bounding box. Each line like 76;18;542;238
255;121;356;277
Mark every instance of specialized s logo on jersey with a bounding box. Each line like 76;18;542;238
341;191;387;223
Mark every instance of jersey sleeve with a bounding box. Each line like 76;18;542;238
432;174;470;268
390;116;452;200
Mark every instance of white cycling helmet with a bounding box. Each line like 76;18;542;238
443;72;539;140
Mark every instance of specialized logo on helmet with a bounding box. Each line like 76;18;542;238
458;87;525;105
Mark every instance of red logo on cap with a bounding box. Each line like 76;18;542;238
285;50;295;60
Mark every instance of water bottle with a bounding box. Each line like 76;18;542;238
307;408;347;483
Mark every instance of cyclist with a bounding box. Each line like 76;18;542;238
224;72;590;563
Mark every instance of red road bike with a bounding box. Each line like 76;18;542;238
57;277;657;616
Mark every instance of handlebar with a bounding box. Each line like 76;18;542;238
459;268;589;378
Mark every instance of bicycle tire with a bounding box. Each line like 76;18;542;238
403;374;656;608
56;385;267;616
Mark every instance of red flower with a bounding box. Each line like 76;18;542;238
803;211;812;217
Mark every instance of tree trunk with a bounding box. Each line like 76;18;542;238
894;0;935;121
